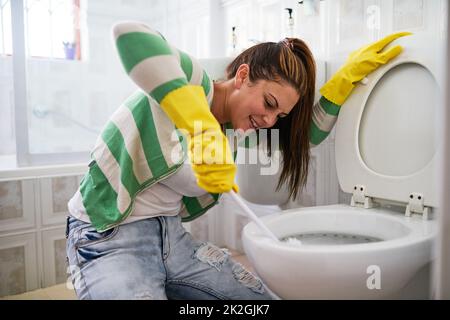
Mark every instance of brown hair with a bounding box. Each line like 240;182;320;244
226;38;316;200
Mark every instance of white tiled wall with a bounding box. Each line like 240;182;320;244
0;233;38;296
0;175;83;297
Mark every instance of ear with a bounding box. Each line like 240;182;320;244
234;64;249;89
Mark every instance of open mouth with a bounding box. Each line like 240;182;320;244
249;116;259;130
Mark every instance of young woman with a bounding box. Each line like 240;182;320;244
66;21;409;299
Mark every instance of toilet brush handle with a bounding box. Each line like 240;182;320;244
229;191;279;242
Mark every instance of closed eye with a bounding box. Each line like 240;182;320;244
265;94;288;119
264;97;276;110
265;97;289;119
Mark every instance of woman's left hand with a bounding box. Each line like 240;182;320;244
320;31;412;106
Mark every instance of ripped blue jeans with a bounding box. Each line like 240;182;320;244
66;214;273;300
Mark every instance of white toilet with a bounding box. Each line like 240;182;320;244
241;38;441;300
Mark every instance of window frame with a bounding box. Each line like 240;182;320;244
25;0;82;60
0;0;12;56
11;0;89;167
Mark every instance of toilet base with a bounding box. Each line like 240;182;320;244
386;263;432;300
258;263;432;300
243;204;436;300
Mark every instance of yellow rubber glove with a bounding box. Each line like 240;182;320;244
160;85;239;194
320;32;412;106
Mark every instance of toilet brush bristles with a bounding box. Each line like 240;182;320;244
228;191;303;246
283;237;303;246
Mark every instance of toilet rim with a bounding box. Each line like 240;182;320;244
243;205;436;253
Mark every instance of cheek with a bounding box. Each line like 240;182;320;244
230;91;264;118
232;99;252;117
239;98;265;115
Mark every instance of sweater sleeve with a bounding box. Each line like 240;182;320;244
309;96;341;147
112;21;213;105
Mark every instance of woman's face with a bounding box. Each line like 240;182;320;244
228;64;300;132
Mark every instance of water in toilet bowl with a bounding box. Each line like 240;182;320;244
282;237;303;246
280;232;382;245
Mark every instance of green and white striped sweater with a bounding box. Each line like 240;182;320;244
79;21;341;232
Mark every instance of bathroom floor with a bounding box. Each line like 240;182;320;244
1;249;254;300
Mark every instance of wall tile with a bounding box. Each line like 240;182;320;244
0;246;26;296
0;180;36;234
394;0;424;31
339;188;353;205
298;156;317;207
0;181;23;220
338;0;366;41
281;155;318;209
54;239;68;285
51;176;79;214
41;228;67;287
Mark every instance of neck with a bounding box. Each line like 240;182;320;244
211;79;233;124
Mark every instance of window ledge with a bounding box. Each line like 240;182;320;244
0;157;86;181
27;56;84;64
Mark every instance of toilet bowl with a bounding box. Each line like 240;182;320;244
243;204;435;299
241;38;441;299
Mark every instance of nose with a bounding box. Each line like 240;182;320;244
262;111;278;128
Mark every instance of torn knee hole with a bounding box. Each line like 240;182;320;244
232;263;265;294
134;291;153;300
194;243;229;271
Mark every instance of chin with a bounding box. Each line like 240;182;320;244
231;118;255;133
235;124;252;132
233;120;248;131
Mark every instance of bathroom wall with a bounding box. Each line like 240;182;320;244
0;175;78;296
205;0;447;252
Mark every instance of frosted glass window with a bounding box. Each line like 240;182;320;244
0;1;14;157
25;0;81;60
10;0;149;164
0;0;12;55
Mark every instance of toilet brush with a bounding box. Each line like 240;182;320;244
229;191;302;246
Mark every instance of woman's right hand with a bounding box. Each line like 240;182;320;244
189;128;239;194
160;85;238;194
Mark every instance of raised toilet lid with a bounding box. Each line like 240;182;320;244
335;40;441;208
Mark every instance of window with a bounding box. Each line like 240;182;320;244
25;0;82;60
0;0;81;59
3;0;152;167
2;0;218;168
0;0;14;161
0;0;12;55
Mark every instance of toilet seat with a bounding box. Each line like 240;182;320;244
335;51;441;212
